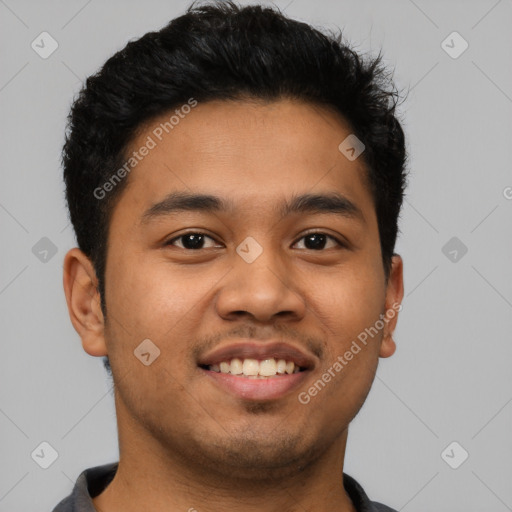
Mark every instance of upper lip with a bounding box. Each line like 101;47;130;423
198;340;317;370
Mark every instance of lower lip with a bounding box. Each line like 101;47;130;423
200;368;310;401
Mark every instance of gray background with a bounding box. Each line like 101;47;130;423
1;0;511;510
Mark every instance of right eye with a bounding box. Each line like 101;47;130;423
165;232;221;250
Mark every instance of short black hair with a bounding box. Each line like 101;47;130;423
63;0;407;326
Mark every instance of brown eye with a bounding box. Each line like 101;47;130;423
166;232;219;250
293;232;343;250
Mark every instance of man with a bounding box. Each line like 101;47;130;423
56;1;406;510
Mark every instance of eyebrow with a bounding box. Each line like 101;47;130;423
140;191;365;224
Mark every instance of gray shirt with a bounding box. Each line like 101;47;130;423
52;462;397;512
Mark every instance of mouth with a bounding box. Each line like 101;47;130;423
197;341;316;401
199;357;305;378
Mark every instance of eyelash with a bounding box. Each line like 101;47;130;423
165;231;344;250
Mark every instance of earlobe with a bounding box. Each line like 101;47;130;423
63;248;107;357
379;254;404;359
379;333;397;358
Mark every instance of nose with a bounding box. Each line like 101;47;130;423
214;245;306;323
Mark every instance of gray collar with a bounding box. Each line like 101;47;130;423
52;462;397;512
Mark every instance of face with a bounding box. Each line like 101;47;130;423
65;98;403;479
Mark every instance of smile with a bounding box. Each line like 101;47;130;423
203;357;303;378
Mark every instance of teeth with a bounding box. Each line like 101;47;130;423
276;359;287;374
208;357;302;377
242;358;260;376
259;358;277;376
230;358;243;375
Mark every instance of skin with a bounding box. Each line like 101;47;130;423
63;98;403;512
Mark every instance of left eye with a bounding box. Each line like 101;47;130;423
293;232;342;250
166;232;342;251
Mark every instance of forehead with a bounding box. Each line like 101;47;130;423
112;98;374;223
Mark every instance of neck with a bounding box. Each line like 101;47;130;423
93;399;357;512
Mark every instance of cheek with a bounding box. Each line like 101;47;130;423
309;280;383;414
325;352;379;425
319;264;385;410
107;252;183;325
309;263;385;344
105;252;220;359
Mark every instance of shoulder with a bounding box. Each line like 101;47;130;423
343;472;398;512
50;462;118;512
51;494;72;512
370;501;399;512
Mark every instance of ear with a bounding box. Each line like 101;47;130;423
63;248;107;357
379;254;404;358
